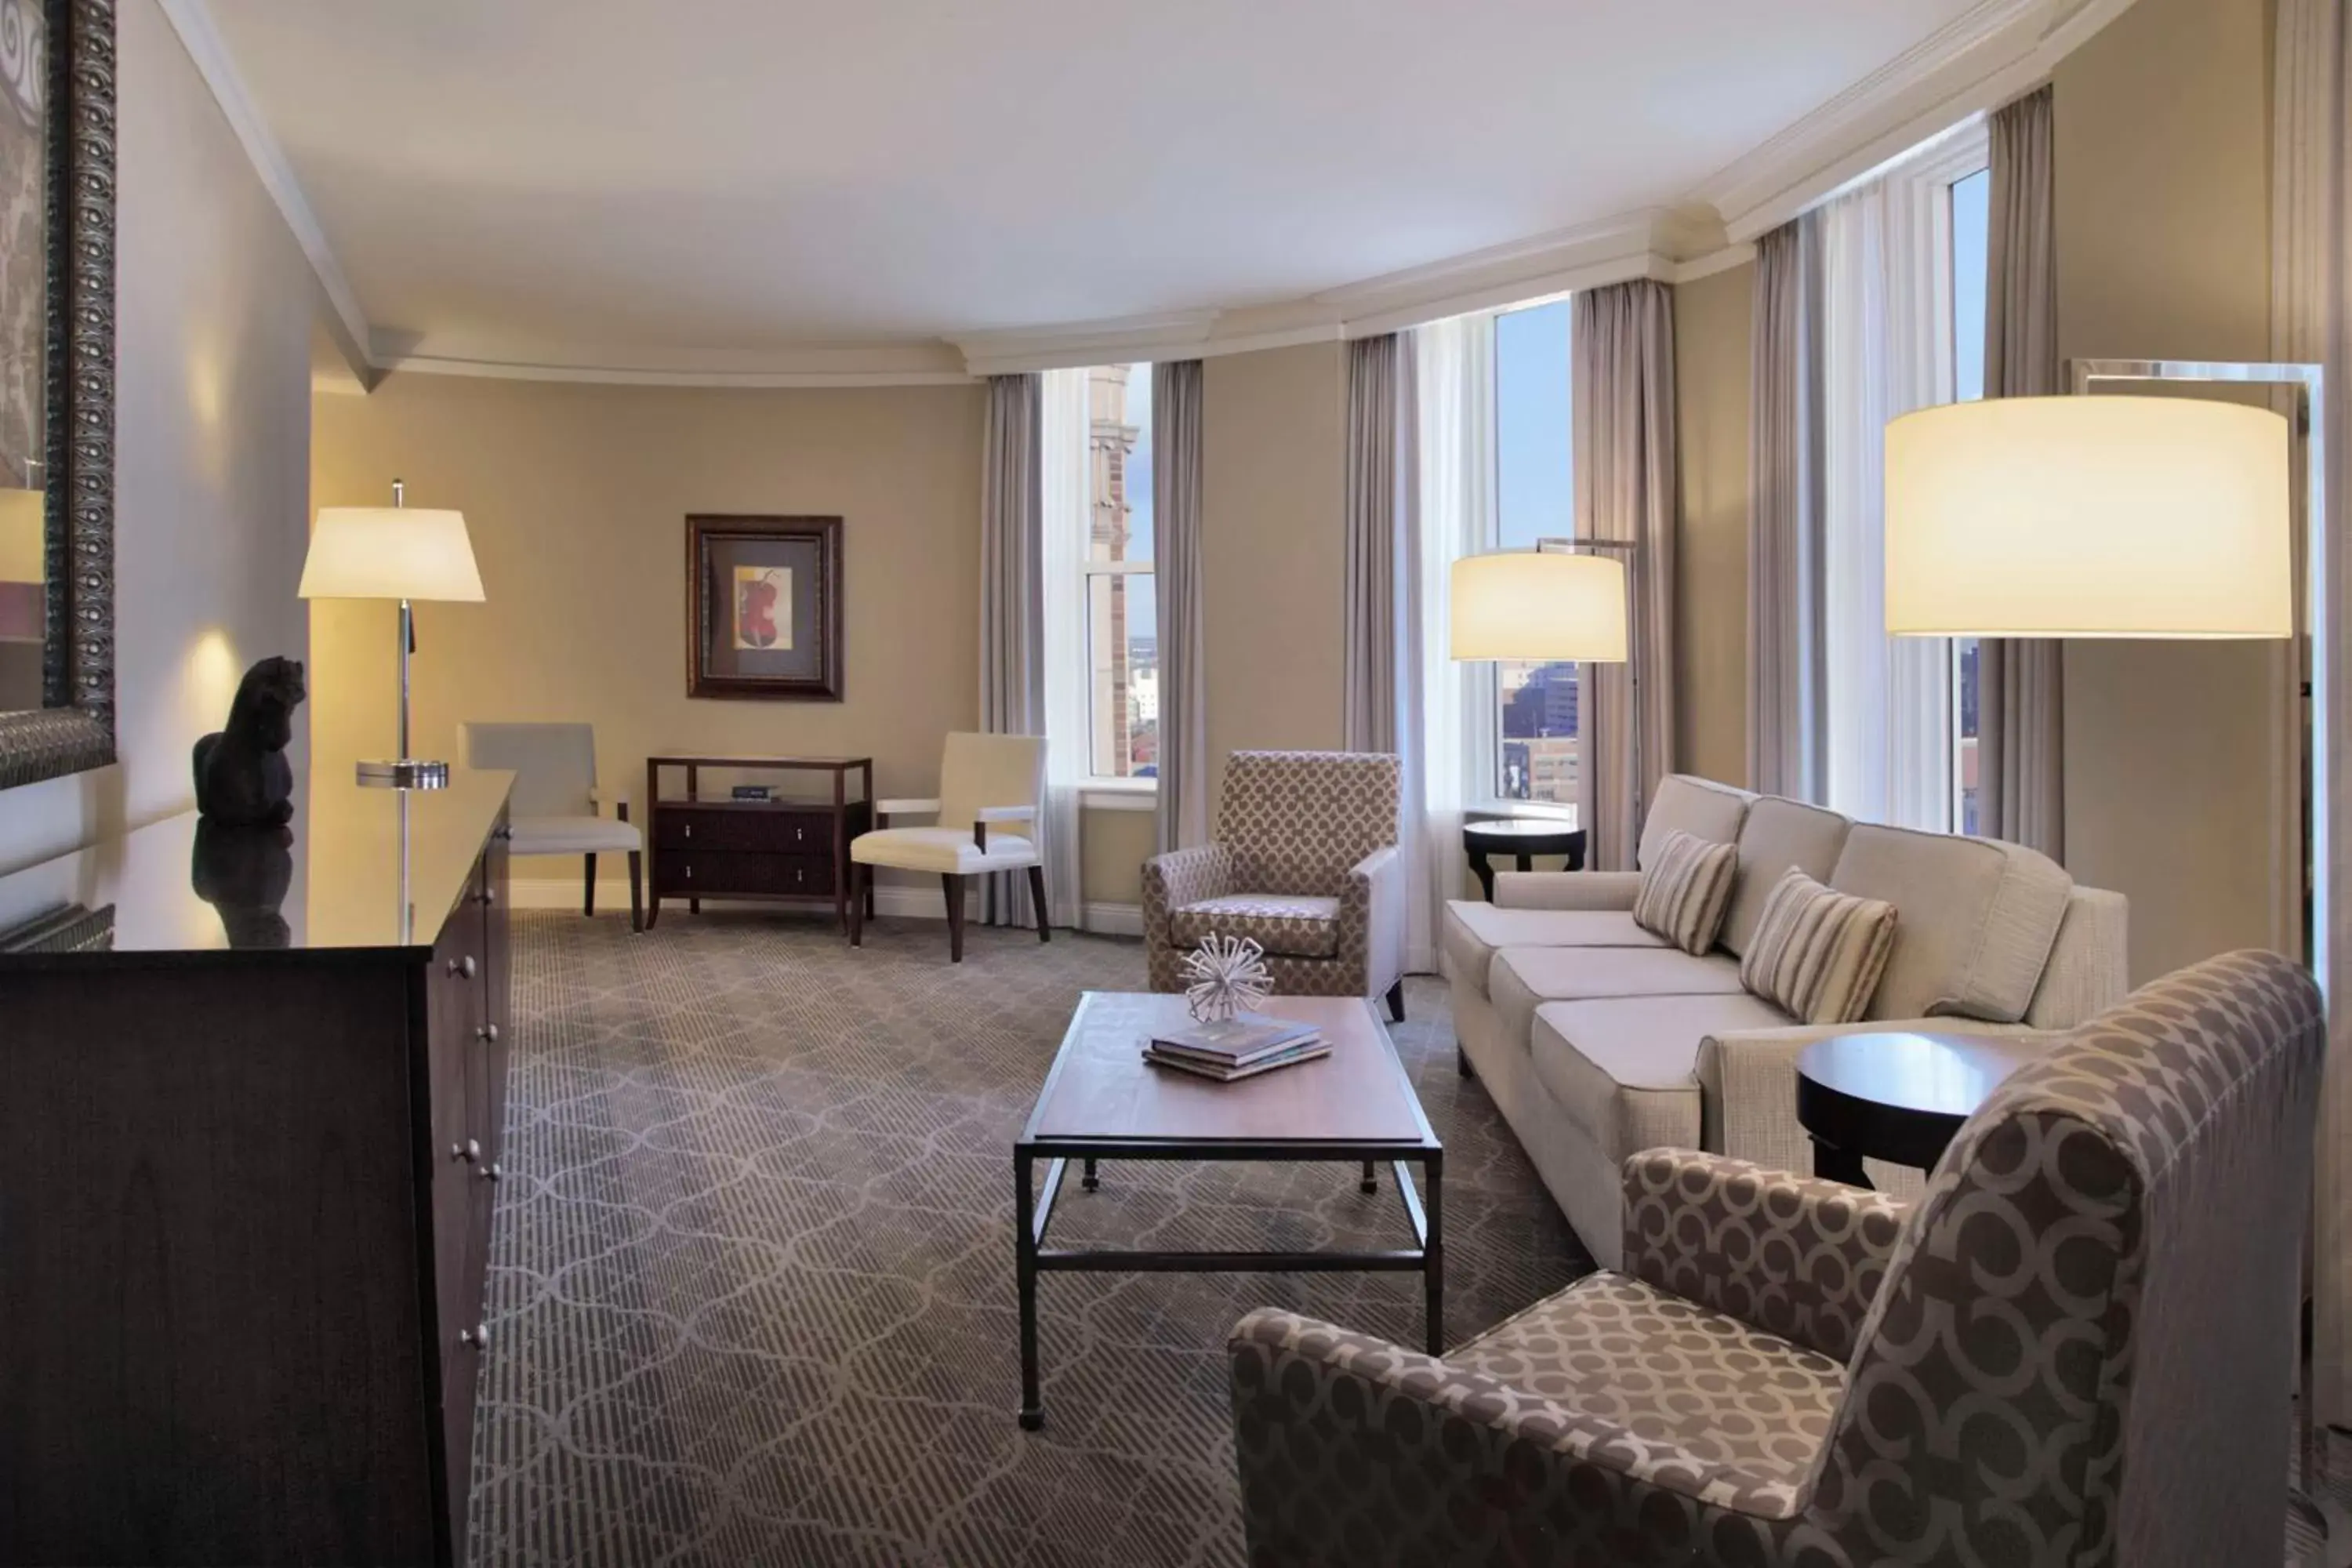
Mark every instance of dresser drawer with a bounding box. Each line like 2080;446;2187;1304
655;850;835;897
655;806;836;853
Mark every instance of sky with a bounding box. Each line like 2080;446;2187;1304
1497;299;1574;546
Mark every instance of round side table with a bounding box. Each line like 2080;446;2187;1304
1462;818;1586;902
1794;1032;2043;1188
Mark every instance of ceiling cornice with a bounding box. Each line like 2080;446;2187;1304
178;0;2142;390
159;0;376;387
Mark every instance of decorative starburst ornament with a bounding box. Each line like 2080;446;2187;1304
1181;933;1273;1024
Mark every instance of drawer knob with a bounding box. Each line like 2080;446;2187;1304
480;887;498;906
452;1138;481;1164
477;1024;501;1044
448;956;477;979
460;1324;488;1349
484;1161;503;1182
684;823;693;840
493;826;513;842
684;865;693;880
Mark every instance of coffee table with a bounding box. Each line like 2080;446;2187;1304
1013;992;1443;1431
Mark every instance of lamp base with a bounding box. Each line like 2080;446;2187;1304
356;758;451;790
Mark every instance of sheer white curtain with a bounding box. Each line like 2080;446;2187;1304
1409;314;1497;975
1817;129;1981;829
1039;368;1091;931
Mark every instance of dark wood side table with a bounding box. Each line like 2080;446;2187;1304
1794;1032;2045;1187
1462;817;1586;901
645;754;873;931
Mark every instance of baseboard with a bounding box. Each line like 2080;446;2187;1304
507;877;975;920
1081;902;1143;937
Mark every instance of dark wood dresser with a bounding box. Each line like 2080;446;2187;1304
0;771;516;1566
644;753;872;929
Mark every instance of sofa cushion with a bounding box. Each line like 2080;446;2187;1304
1441;902;1666;999
1738;869;1898;1025
1636;775;1755;869
1828;824;2072;1023
1632;829;1739;956
1529;992;1797;1154
1169;894;1339;959
1722;797;1853;957
1490;946;1749;1044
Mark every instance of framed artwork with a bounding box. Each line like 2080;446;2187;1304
685;514;843;700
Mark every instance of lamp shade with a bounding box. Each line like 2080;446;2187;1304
1884;395;2291;637
299;507;485;602
1450;550;1628;662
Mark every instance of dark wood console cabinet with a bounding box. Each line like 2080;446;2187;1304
0;773;516;1566
644;753;872;930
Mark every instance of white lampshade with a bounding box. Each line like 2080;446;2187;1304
299;507;485;602
1450;550;1628;662
1885;395;2291;637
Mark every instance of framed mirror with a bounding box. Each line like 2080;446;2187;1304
0;0;111;791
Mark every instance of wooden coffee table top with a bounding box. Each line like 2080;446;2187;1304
1021;993;1439;1149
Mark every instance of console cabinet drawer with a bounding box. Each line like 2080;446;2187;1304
655;850;834;897
654;807;834;853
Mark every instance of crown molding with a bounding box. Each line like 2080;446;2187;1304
1690;0;2138;241
159;0;376;388
179;0;2139;390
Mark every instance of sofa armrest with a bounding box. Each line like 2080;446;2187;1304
1343;844;1405;996
1695;1017;2048;1180
1621;1149;1910;1363
1493;869;1642;911
1229;1308;1770;1556
2024;887;2129;1028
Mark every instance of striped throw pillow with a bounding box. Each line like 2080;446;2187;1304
1739;868;1899;1025
1631;829;1739;956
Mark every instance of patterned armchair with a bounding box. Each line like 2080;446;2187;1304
1229;949;2323;1566
1143;750;1405;1021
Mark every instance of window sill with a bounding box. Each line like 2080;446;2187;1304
1080;779;1158;813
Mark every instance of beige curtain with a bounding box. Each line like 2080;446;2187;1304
1573;281;1677;870
1747;216;1827;804
1978;85;2066;859
978;372;1045;924
1152;361;1209;854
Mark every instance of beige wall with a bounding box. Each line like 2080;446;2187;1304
2053;0;2284;982
1201;343;1348;818
1671;262;1754;789
1080;804;1154;906
310;374;993;902
0;0;314;877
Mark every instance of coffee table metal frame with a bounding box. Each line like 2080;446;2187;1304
1012;1002;1443;1432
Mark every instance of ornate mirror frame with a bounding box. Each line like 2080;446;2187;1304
0;0;111;791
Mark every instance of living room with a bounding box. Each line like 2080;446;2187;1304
0;0;2341;1563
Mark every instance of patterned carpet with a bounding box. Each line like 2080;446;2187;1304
468;911;1595;1567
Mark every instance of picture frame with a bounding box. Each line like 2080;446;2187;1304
685;514;843;701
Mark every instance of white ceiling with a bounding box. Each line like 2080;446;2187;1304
205;0;2000;366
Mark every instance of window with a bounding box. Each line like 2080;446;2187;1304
1082;365;1155;780
1493;299;1576;808
1949;167;1991;834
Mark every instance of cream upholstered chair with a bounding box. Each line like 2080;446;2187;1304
848;732;1047;963
461;722;643;931
1229;950;2324;1566
1142;750;1405;1021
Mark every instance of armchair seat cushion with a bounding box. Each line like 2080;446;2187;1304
851;826;1038;875
1170;893;1340;959
1446;1271;1844;1515
1440;902;1666;999
1530;992;1795;1155
509;814;642;856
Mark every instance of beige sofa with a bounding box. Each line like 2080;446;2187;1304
1442;774;2129;1267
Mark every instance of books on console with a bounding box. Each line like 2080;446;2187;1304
1142;1013;1327;1083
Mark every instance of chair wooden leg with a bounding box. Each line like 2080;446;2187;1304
942;874;966;963
627;851;643;933
849;862;866;947
1027;865;1051;942
1385;980;1406;1024
864;863;877;919
583;853;597;917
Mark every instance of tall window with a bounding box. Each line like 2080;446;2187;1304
1083;365;1155;780
1949;168;1991;834
1494;299;1576;807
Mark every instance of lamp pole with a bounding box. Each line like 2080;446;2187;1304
1534;535;1644;855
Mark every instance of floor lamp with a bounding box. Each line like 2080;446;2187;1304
1885;365;2344;1562
1448;537;1640;843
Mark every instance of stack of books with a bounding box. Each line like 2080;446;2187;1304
1142;1014;1327;1083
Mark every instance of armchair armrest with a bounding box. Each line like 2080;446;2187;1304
1494;869;1642;910
1229;1308;1780;1557
971;804;1036;850
1695;1017;2047;1178
1620;1149;1909;1363
875;797;940;819
590;786;630;819
1341;844;1405;996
